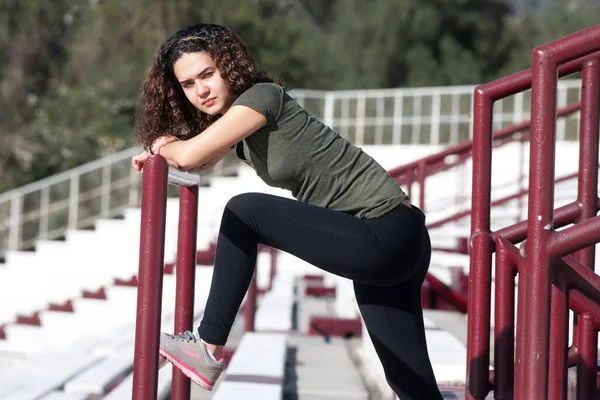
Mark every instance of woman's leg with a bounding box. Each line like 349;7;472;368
354;226;443;400
198;192;421;345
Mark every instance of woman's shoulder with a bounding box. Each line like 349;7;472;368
243;82;285;96
233;82;286;124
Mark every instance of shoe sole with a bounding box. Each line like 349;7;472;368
159;348;218;391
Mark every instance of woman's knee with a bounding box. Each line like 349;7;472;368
224;192;264;215
220;193;267;239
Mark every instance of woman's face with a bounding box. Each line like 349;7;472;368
173;51;234;116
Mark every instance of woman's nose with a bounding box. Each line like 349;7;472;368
196;82;209;97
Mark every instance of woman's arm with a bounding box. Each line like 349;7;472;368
187;146;233;172
155;105;265;170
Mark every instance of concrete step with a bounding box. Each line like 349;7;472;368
423;309;468;346
284;335;368;400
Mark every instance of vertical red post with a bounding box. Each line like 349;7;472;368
574;58;600;270
514;254;528;399
576;314;598;399
522;44;558;400
466;86;494;400
547;274;569;400
244;271;257;332
171;185;199;400
132;156;169;400
570;57;600;385
493;239;517;400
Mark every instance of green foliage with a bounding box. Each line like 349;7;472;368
0;0;598;192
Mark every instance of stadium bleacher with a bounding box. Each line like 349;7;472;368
0;140;587;400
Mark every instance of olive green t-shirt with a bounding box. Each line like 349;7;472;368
231;82;408;219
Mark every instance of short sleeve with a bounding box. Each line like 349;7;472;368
231;83;284;125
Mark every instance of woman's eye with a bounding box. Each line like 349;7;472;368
183;83;193;89
204;72;213;78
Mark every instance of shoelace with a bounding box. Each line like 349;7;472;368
167;330;197;342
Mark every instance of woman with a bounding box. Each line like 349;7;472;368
132;23;443;400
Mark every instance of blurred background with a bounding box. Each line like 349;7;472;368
1;0;598;194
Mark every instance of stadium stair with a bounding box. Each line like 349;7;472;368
0;141;590;399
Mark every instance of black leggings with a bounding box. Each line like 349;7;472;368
198;192;443;399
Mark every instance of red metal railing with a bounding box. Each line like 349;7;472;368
388;102;581;219
131;156;202;400
468;25;600;400
386;100;582;315
131;157;271;399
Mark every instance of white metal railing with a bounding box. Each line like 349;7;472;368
291;79;582;145
0;81;584;256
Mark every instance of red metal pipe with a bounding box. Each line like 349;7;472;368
389;102;579;185
171;185;199;400
514;255;528;399
576;314;598;399
494;202;580;245
522;40;560;400
571;55;600;356
424;273;468;313
428;168;588;232
556;257;600;306
549;216;600;259
574;57;600;268
466;85;494;400
132;155;169;400
499;35;600;400
570;290;600;324
493;238;517;400
473;50;600;105
548;270;569;400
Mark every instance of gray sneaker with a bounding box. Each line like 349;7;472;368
159;331;225;391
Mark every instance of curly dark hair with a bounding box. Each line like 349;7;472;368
134;23;285;149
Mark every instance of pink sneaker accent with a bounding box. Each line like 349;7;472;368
181;347;202;359
159;348;216;390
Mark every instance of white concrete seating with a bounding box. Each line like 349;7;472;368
102;363;173;400
425;329;469;384
0;267;211;356
212;332;287;400
56;269;212;398
255;271;296;331
62;314;180;398
62;345;135;396
0;302;198;400
0;199;185;326
39;392;89;400
0;350;105;400
92;313;209;400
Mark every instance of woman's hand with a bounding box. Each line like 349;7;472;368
132;150;151;172
152;135;180;155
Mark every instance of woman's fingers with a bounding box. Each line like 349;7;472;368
152;135;179;154
132;150;151;172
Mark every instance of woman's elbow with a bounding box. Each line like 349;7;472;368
176;152;203;170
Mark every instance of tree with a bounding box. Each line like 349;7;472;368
323;0;518;89
0;0;88;192
500;1;600;77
